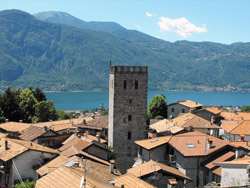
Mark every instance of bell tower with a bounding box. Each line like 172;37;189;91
108;65;148;172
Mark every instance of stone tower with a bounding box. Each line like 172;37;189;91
108;65;148;172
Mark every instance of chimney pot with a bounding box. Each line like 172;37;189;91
110;160;115;174
19;120;23;123
5;119;9;122
5;140;8;150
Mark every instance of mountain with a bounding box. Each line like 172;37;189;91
34;11;125;33
1;9;250;92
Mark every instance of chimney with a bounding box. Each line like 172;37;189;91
96;132;101;142
5;140;8;150
5;119;9;122
239;135;244;141
189;126;194;132
235;149;239;159
211;116;215;123
207;139;213;149
74;159;80;167
19;120;23;123
110;160;115;174
83;119;87;124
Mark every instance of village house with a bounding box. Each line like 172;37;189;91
194;107;223;125
126;160;192;188
76;116;109;140
0;137;59;187
111;173;157;188
19;126;69;148
149;119;185;137
0;121;31;138
172;113;220;137
221;120;250;141
35;159;120;188
214;155;250;187
135;131;244;188
167;100;202;119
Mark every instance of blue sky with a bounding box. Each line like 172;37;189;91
1;0;249;44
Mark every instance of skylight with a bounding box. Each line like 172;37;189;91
150;139;158;143
187;144;196;148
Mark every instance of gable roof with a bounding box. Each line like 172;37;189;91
36;160;119;188
77;116;108;130
169;131;229;157
168;100;202;108
173;113;219;129
222;120;250;135
59;137;92;152
127;160;192;181
36;155;78;176
149;119;184;134
135;136;172;150
0;138;59;161
204;107;222;115
203;151;235;169
0;122;31;132
20;126;57;141
113;173;156;188
221;112;250;121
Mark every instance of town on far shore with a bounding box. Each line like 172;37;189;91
1;65;250;188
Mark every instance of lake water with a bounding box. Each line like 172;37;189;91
46;91;250;111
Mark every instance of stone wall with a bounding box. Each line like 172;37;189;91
108;66;148;173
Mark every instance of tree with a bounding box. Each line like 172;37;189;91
0;87;21;121
241;105;250;112
147;94;167;119
19;89;38;123
34;101;58;122
33;87;47;102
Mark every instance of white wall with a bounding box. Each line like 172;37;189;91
12;150;56;183
221;165;249;187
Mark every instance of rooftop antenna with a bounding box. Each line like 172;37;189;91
109;49;112;67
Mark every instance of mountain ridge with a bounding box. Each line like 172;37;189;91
1;9;250;92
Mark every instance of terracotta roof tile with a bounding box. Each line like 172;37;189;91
77;116;108;130
169;131;229;157
20;126;47;141
150;119;184;134
114;173;156;188
221;112;250;121
0;138;59;162
36;155;78;176
205;107;222;114
230;120;250;135
127;160;192;181
215;156;250;165
0;122;31;132
135;136;172;150
228;141;250;150
212;166;221;176
173;113;219;129
169;100;202;108
204;151;235;169
59;137;92;152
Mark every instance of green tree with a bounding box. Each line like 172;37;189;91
147;94;167;119
0;87;21;121
56;110;70;120
241;105;250;112
19;88;38;122
34;101;58;122
33;87;47;102
14;179;35;188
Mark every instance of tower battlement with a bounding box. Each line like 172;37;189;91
110;66;148;74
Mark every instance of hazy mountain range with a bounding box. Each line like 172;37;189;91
1;9;250;91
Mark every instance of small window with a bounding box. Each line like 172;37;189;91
128;131;131;140
123;117;126;123
182;109;185;113
123;80;127;90
127;146;132;156
128;115;132;121
171;108;174;112
129;99;132;104
139;147;142;155
135;80;138;90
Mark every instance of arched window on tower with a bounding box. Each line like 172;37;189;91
123;80;127;90
135;80;138;90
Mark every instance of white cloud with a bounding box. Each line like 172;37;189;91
135;24;142;29
157;17;207;38
146;12;153;17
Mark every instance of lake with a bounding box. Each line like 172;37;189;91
45;91;250;111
